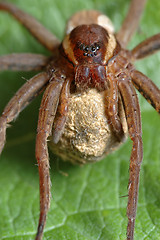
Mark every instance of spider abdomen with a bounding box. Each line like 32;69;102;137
49;89;128;164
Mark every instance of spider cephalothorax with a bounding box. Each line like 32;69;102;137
0;1;160;240
62;24;120;90
63;24;117;64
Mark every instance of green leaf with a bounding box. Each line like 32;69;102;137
0;0;160;239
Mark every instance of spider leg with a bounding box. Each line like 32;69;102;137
131;70;160;113
131;33;160;60
105;73;124;141
0;72;49;154
52;78;72;144
117;0;147;48
118;73;143;240
35;78;64;240
0;2;60;52
0;53;49;71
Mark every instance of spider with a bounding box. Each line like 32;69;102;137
0;0;160;239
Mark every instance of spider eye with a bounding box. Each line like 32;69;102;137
95;44;100;50
91;46;96;52
79;44;84;50
85;46;89;51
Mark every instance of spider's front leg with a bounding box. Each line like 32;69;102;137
118;73;143;240
105;73;124;141
52;78;72;144
35;73;67;239
0;72;49;154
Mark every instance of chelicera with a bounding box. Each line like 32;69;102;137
0;0;160;239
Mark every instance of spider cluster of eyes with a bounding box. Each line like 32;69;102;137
78;42;100;57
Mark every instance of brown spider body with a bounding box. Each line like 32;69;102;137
62;24;120;91
0;1;160;240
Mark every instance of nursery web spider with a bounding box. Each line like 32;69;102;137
0;0;160;239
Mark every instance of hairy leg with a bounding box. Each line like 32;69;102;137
35;78;64;240
104;73;124;141
117;0;147;47
0;53;49;71
118;73;143;240
131;70;160;113
0;72;49;154
52;78;72;144
0;1;60;52
131;33;160;59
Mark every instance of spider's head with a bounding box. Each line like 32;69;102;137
62;11;120;66
61;11;121;91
